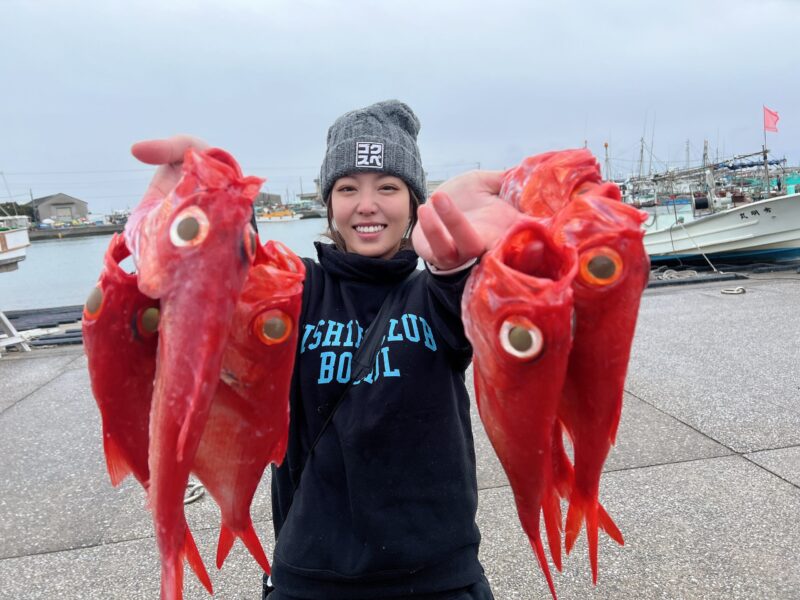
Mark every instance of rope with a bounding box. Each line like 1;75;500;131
720;287;746;295
184;480;205;505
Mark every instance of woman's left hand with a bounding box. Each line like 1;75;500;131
412;170;520;270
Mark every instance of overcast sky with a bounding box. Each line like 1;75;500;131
1;0;797;215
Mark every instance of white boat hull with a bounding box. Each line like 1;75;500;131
0;226;31;273
644;192;800;263
256;215;302;223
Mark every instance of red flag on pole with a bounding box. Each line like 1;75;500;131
763;106;779;132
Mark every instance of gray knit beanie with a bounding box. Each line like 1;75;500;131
320;100;427;204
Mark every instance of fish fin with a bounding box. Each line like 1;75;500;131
184;526;213;594
598;502;624;546
541;486;563;572
102;434;132;487
530;530;558;600
239;521;272;575
586;501;600;585
216;525;235;570
551;423;574;499
564;494;584;555
216;522;272;574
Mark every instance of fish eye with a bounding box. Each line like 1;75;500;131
253;309;292;345
579;246;623;287
169;207;210;248
83;286;104;320
243;224;258;262
137;306;160;337
499;318;544;360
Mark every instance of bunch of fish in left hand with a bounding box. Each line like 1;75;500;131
462;149;649;599
83;148;305;600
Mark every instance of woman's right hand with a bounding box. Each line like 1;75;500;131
131;135;210;204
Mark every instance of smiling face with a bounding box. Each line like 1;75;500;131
329;172;413;259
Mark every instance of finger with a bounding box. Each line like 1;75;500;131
430;192;485;259
131;134;209;165
417;204;459;267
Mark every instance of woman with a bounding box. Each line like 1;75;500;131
132;100;520;600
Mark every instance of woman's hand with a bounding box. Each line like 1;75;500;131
412;170;520;271
130;135;210;203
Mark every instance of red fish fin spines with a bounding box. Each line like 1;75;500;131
598;502;624;546
184;527;213;595
102;433;133;487
216;522;272;574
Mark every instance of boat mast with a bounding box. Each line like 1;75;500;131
763;125;770;198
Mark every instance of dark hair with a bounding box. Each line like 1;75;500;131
323;189;421;253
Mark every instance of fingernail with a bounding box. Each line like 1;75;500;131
435;194;452;213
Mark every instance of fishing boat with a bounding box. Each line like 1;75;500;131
623;145;800;264
0;215;31;273
256;207;301;223
643;191;800;264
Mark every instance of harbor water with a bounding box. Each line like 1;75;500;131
0;220;327;312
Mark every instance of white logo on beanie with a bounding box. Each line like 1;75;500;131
356;142;383;168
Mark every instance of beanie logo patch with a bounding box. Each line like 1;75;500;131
356;142;384;168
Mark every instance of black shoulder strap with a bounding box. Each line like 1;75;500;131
294;269;421;488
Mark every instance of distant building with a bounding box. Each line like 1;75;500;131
254;192;284;210
28;193;88;223
426;180;445;198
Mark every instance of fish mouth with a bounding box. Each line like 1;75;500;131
496;217;577;284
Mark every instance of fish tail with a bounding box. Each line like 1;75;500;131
531;531;559;600
598;502;625;546
184;526;213;594
541;485;563;572
216;521;272;574
564;493;585;554
216;525;235;569
102;433;132;487
586;501;600;585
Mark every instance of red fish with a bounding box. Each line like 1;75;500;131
462;217;577;600
550;189;649;584
500;150;621;219
192;240;304;573
81;233;212;593
501;149;649;583
125;148;263;599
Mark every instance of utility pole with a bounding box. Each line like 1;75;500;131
604;142;611;181
685;140;691;169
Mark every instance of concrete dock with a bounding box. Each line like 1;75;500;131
1;274;799;599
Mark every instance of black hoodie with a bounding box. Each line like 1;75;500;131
270;242;484;599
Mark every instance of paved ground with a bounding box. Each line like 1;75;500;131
1;273;799;599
